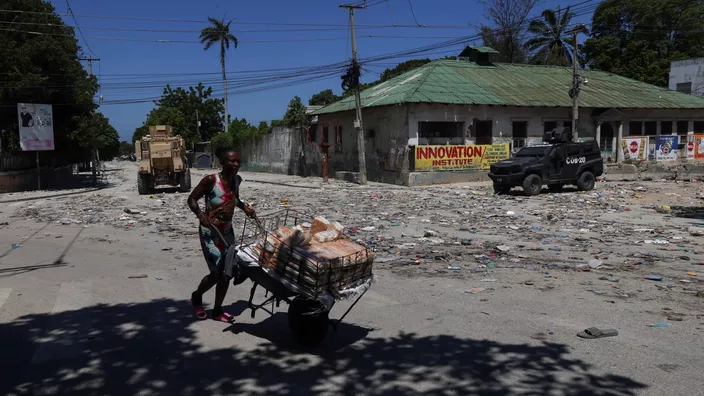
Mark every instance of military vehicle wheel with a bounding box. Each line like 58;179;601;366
493;183;511;195
548;184;564;192
577;171;595;191
522;174;542;196
179;169;192;192
137;174;149;195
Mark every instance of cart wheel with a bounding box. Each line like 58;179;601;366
288;297;329;347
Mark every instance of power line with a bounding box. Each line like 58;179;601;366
65;0;96;57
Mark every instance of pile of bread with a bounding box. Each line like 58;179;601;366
253;216;374;294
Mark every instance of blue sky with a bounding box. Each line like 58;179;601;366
47;0;594;142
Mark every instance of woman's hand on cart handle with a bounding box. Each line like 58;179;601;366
197;212;211;228
243;205;256;219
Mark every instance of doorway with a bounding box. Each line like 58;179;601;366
474;120;493;145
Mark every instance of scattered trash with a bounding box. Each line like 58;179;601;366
11;243;22;249
481;278;498;282
530;332;548;340
447;265;461;271
155;277;163;280
496;245;511;253
128;274;148;279
647;323;671;327
524;280;535;285
577;327;618;339
588;259;603;269
465;288;487;294
599;276;620;282
687;272;697;277
644;275;662;281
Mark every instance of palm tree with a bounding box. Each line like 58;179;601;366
525;7;587;66
200;17;238;135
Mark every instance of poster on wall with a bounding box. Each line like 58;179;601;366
695;134;704;160
686;134;695;160
414;144;510;171
621;137;648;161
656;135;679;161
16;103;54;151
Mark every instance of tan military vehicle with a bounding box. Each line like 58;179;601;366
135;125;191;195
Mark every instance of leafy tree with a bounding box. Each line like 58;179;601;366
283;96;308;129
582;0;704;87
309;89;342;106
525;6;587;66
479;0;537;63
200;17;238;135
0;0;102;158
130;83;223;148
71;112;120;161
270;119;285;128
119;141;134;156
283;96;308;177
257;121;270;134
155;83;223;142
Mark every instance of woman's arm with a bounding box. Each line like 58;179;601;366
188;175;215;226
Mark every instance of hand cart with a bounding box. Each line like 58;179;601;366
213;209;374;347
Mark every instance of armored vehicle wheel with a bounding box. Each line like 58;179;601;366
522;174;542;196
548;184;564;192
577;171;595;191
179;169;192;192
493;182;511;195
288;297;329;347
137;174;150;195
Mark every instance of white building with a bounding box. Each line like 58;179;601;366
669;58;704;97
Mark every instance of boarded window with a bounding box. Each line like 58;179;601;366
512;121;527;150
629;121;643;135
694;121;704;133
644;121;657;136
661;121;673;135
322;126;329;144
335;125;343;152
474;120;493;145
677;121;689;134
544;121;557;133
676;82;692;94
419;122;463;139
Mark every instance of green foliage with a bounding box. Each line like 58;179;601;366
270;119;285;128
342;59;433;97
210;132;233;155
525;7;586;66
131;83;224;148
71;112;120;160
309;89;342;106
0;0;105;157
480;26;527;63
582;0;704;87
209;117;266;154
119;141;134;156
200;17;238;71
283;96;307;129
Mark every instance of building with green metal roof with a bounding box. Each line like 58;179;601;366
303;47;704;185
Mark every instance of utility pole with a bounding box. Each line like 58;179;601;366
569;25;586;142
340;3;368;185
196;109;201;140
571;29;579;141
80;56;100;186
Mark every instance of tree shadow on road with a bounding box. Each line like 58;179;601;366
0;298;647;395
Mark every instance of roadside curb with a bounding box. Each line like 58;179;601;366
0;187;102;204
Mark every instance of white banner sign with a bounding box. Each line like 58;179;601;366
17;103;55;151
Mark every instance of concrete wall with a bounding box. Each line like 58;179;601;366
669;58;704;97
0;166;73;193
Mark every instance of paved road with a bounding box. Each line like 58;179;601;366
0;165;701;395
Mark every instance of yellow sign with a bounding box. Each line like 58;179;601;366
414;144;510;171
